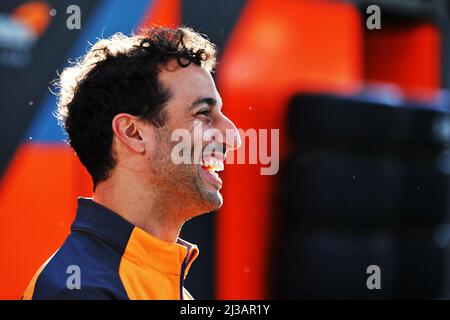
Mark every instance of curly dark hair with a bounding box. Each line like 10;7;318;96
56;26;217;188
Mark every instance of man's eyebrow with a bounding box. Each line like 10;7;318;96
190;97;222;110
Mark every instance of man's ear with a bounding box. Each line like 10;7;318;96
112;113;146;154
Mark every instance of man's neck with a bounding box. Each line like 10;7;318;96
92;173;185;243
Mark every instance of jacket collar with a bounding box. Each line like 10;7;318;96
71;198;199;278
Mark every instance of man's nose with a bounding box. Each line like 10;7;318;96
217;114;241;153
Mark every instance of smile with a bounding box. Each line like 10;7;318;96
199;156;224;188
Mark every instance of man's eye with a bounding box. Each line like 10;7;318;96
196;109;211;116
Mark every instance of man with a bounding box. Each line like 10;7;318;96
22;26;241;300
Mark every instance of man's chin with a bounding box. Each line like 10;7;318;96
196;168;223;211
204;190;223;211
192;190;223;216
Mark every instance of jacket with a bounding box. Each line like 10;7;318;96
22;198;199;300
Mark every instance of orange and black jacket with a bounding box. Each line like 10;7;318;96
22;198;199;300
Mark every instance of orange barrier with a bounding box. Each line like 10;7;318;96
365;22;441;97
0;144;92;299
139;0;180;30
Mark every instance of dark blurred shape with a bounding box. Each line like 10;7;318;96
182;0;245;52
273;92;450;299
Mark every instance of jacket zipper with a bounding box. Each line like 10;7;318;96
180;254;188;300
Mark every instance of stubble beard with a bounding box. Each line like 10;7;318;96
150;126;222;220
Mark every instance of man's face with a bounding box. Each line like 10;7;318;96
146;62;240;217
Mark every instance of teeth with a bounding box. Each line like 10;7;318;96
202;158;224;172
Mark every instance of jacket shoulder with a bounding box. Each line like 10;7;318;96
23;231;129;300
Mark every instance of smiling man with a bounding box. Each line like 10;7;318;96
22;26;241;300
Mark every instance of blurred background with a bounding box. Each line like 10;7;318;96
0;0;449;300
